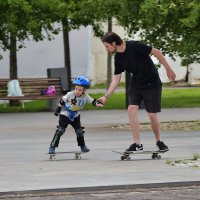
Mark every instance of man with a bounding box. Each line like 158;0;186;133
98;32;176;152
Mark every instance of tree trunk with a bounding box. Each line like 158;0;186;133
185;65;189;82
10;33;17;79
106;17;112;89
9;33;21;106
62;21;72;91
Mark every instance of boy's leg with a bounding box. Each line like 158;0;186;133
49;115;68;153
50;126;66;147
71;116;85;146
71;116;90;152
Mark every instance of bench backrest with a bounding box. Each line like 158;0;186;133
0;78;63;97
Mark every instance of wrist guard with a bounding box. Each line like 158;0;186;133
92;99;97;106
54;106;61;116
92;99;104;106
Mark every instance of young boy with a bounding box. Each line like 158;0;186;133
48;76;103;154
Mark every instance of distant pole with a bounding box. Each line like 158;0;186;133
62;21;72;90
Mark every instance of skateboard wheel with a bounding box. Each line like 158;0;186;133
127;156;131;161
152;153;158;159
75;153;81;159
49;154;55;160
152;154;161;159
157;155;161;159
121;156;125;160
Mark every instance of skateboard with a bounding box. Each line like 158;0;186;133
113;150;167;161
48;151;82;160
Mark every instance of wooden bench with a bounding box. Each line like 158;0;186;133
0;78;64;108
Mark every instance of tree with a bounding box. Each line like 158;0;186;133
58;0;105;90
117;0;200;82
59;0;121;88
0;0;62;105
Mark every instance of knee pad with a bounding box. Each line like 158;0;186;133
76;128;84;137
55;126;65;137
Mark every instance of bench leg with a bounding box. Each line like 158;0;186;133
21;100;25;109
4;100;7;108
3;100;25;108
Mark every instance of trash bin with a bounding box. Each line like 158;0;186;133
47;67;69;111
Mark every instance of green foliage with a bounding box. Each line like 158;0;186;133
115;0;200;65
0;0;62;52
140;0;200;64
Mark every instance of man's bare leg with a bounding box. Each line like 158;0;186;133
128;105;140;144
148;112;161;142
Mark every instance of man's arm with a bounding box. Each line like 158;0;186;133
151;48;176;81
98;74;121;104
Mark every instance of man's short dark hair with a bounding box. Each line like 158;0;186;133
102;32;123;45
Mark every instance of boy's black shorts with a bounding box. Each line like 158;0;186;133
128;85;162;113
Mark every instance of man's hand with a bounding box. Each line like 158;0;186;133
98;96;107;105
166;68;176;82
96;101;104;108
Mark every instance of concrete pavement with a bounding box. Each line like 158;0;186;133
0;108;200;193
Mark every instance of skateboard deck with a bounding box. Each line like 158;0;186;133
48;151;82;160
113;150;167;161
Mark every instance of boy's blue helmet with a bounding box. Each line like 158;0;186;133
73;76;90;87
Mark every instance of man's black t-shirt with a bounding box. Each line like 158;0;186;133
114;41;162;88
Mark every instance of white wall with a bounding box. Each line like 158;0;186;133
0;26;91;80
69;26;92;77
0;32;64;78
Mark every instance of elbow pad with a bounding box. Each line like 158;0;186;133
59;98;65;105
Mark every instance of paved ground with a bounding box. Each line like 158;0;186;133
0;108;200;199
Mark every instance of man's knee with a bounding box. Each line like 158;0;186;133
128;105;139;113
148;112;158;121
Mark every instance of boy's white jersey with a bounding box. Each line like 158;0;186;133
60;91;94;118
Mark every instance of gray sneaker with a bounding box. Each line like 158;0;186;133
80;145;90;153
49;146;55;154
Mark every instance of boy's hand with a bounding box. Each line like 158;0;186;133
54;106;61;116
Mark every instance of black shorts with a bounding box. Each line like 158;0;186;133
128;85;162;113
59;114;81;130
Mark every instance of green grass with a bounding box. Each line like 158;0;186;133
0;100;50;112
162;88;200;108
0;88;199;112
91;82;125;89
84;93;126;110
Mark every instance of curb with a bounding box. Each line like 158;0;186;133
1;181;200;198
